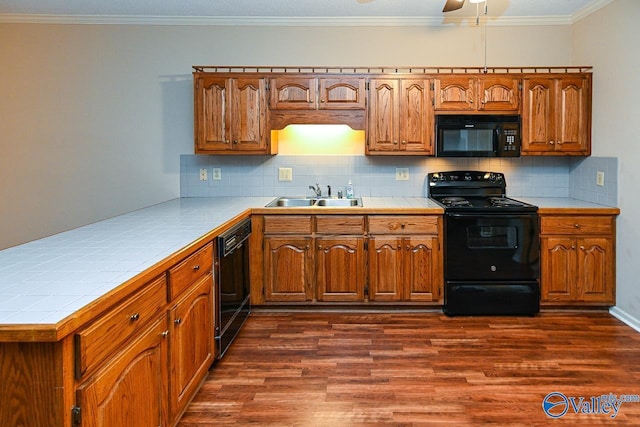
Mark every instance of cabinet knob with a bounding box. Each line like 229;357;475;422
129;313;140;321
401;141;406;145
574;223;581;229
193;264;200;271
318;245;322;250
400;223;406;229
397;245;402;249
161;330;169;338
306;245;310;250
406;245;410;250
393;141;398;145
571;245;576;250
557;140;564;145
174;318;182;325
233;139;238;144
580;246;585;250
549;141;555;145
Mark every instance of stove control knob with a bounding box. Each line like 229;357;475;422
464;174;472;181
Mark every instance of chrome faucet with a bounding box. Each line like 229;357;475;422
309;183;322;197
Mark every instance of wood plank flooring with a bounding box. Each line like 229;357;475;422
178;311;640;426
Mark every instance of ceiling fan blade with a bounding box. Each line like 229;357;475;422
443;0;465;13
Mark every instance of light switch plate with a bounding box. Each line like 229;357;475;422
278;167;293;182
212;168;222;180
395;167;409;181
199;168;208;181
596;171;605;186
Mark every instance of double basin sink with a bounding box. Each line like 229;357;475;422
266;196;363;208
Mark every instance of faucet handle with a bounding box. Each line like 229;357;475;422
327;185;332;197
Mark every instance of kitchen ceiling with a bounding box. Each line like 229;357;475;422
0;0;614;25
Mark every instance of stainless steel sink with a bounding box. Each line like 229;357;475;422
266;197;363;207
316;198;362;207
267;197;317;207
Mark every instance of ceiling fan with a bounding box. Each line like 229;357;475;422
443;0;486;13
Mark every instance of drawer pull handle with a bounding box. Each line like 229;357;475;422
161;330;169;338
400;223;406;229
193;264;200;271
174;318;182;325
129;313;140;321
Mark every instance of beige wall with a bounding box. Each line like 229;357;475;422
573;0;640;321
0;22;572;249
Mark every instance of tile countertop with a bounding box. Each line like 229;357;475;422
519;197;620;214
0;197;272;327
0;196;617;330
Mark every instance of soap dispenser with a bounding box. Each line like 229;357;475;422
346;180;354;199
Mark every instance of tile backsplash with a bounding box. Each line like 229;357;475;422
181;154;617;206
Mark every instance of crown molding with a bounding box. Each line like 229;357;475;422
0;12;599;27
571;0;615;23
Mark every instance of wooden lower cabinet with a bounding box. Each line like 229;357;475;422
264;236;314;302
316;237;366;301
76;314;170;427
169;273;214;424
255;213;442;305
368;216;442;302
540;214;615;305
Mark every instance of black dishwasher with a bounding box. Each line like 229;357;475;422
215;218;251;358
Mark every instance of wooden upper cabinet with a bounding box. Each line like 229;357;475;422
318;78;366;109
269;77;315;110
367;78;433;154
194;74;272;154
433;75;520;111
521;74;591;155
270;77;366;110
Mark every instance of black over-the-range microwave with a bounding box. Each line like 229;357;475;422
435;114;521;157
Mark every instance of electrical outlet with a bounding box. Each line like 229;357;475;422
596;171;605;186
395;167;409;181
278;167;293;182
212;168;222;180
199;168;208;181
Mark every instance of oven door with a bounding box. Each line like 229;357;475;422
444;212;539;281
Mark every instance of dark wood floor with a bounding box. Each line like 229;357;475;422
178;310;640;426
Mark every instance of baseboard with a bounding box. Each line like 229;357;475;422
609;306;640;333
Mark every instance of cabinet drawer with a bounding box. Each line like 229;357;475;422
75;275;167;378
316;215;365;234
368;215;438;235
169;242;213;300
540;216;613;235
264;215;313;234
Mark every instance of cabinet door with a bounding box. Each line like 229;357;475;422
399;79;433;153
556;76;590;154
316;237;365;301
577;237;614;302
404;236;439;302
195;76;231;151
368;237;403;301
433;76;475;111
478;76;520;111
231;78;269;151
270;77;316;110
264;236;313;302
76;315;169;427
367;79;399;152
169;274;214;422
541;237;576;301
521;77;555;153
318;78;366;110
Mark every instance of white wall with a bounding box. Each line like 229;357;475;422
0;22;572;249
573;0;640;321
